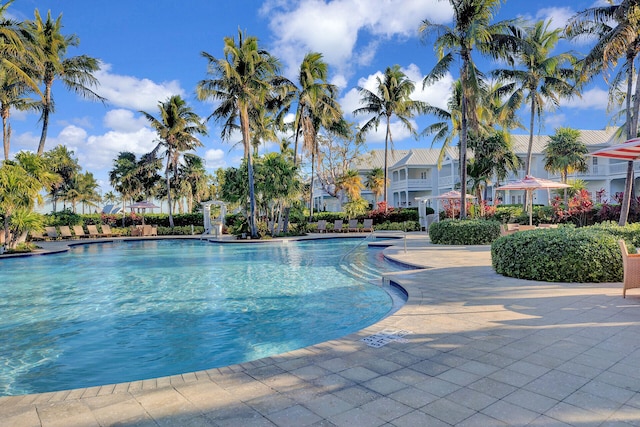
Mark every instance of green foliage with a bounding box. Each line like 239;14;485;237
156;225;204;236
343;197;369;219
429;219;501;245
374;221;421;231
47;209;83;226
491;227;622;283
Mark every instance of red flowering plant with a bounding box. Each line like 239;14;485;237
566;189;594;227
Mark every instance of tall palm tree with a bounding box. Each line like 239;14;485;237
141;95;206;228
365;167;386;205
289;52;338;167
420;0;522;218
0;3;42;160
197;30;285;238
566;0;640;225
27;9;105;155
354;65;426;211
493;19;577;178
177;153;209;213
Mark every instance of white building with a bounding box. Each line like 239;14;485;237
312;127;628;211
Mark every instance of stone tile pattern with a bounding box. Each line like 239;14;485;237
2;237;640;426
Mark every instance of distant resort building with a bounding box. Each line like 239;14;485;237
311;127;629;212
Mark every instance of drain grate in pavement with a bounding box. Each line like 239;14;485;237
361;329;412;348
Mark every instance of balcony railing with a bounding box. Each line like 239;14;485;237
390;179;431;190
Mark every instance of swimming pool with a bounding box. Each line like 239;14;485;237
0;238;405;396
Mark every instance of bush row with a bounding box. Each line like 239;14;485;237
429;219;501;245
491;227;623;283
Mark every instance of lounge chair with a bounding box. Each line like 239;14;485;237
142;225;157;236
86;225;103;238
618;240;640;298
316;220;327;233
72;226;87;238
101;224;113;237
44;226;59;240
362;219;374;232
518;225;537;231
332;219;343;233
348;219;359;232
29;230;45;241
58;226;73;239
131;225;144;236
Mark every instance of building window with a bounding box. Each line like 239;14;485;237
420;171;428;180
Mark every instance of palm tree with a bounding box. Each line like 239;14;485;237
493;19;577;179
566;1;640;225
420;0;522;218
27;9;105;155
177;153;209;213
354;65;426;211
43;144;80;211
0;4;42;160
109;152;142;226
197;30;287;238
337;169;365;202
141;95;206;228
365;167;386;205
290;52;338;167
543;127;588;205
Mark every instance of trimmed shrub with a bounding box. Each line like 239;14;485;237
491;227;622;283
374;220;421;231
429;219;501;245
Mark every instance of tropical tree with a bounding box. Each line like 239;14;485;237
109;152;142;225
64;171;101;214
177;153;210;213
0;1;44;160
255;152;300;234
141;95;206;228
420;0;522;218
103;191;119;205
0;151;56;247
354;65;426;210
197;30;288;238
566;0;640;225
43;144;80;211
493;19;577;179
365;167;386;205
27;9;104;155
337;169;365;202
543;127;588;205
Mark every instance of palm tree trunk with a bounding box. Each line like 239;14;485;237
240;104;258;237
383;117;390;212
2;107;9;160
309;151;315;221
37;82;53;155
619;62;638;225
459;92;468;219
166;171;174;228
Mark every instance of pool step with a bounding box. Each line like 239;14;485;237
339;262;382;281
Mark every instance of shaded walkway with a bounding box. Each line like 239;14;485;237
2;235;640;426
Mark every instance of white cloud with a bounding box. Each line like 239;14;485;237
264;0;451;77
103;109;149;132
535;7;574;30
204;149;226;169
561;87;609;110
94;63;185;111
80;127;158;173
544;113;567;131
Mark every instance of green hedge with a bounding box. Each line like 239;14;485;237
491;227;622;282
429;219;501;245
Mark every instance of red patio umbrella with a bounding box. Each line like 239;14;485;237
590;137;640;160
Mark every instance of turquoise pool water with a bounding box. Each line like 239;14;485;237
0;238;403;396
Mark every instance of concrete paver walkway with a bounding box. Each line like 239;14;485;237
2;235;640;426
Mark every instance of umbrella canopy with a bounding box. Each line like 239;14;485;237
431;190;476;200
590;137;640;160
497;176;569;225
127;201;160;225
128;201;160;210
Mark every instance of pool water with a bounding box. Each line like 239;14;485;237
0;239;403;396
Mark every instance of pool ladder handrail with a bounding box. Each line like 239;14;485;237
339;226;408;264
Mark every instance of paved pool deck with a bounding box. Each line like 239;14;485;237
2;234;640;426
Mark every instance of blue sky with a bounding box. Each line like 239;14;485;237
7;0;614;194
